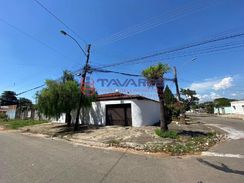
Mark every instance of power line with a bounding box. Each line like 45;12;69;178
16;68;83;96
122;42;244;67
16;84;46;96
91;68;175;82
0;17;79;64
93;0;219;47
93;32;244;69
33;0;87;45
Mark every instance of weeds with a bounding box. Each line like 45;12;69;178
155;129;178;139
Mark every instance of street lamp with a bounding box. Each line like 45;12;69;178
60;30;91;131
60;30;87;57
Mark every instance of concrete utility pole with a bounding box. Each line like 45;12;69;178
173;66;181;101
74;44;91;131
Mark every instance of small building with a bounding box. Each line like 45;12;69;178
0;105;17;119
214;106;233;115
231;100;244;115
79;92;160;127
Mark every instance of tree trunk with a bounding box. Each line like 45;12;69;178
65;112;72;127
156;84;168;131
81;107;85;125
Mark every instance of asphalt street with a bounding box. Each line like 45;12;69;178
0;116;244;183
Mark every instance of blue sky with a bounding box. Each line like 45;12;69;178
0;0;244;102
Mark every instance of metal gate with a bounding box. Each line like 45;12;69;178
106;104;132;126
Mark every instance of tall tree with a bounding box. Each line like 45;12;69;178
202;101;214;114
180;88;199;111
0;91;18;106
18;98;32;109
142;63;171;131
214;98;231;107
37;71;80;126
15;98;33;119
164;85;176;106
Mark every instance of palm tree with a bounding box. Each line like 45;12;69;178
142;63;171;131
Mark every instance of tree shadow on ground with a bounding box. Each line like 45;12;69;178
178;130;209;137
51;125;103;137
197;158;244;176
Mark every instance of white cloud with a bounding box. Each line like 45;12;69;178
190;80;216;91
197;92;222;102
189;76;234;92
213;77;233;91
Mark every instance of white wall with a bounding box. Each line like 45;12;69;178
132;100;160;126
6;109;16;119
231;101;244;115
214;106;233;114
70;99;160;127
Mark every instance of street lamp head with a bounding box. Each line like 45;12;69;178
60;30;67;36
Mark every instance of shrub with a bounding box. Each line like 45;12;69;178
106;139;121;146
155;129;178;139
0;113;8;121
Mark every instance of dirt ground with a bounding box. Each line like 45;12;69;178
20;120;217;150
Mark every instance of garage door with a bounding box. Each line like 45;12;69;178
106;104;132;126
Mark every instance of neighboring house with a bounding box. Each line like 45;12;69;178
214;106;233;115
231;100;244;115
213;100;244;120
55;92;160;127
0;105;17;119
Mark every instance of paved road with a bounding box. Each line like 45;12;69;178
0;116;244;183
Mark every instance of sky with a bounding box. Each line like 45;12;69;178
0;0;244;103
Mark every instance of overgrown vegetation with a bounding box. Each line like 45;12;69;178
155;129;178;139
147;132;218;155
0;119;47;129
106;139;121;146
0;113;8;121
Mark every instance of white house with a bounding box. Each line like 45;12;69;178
214;106;233;115
54;92;160;127
0;105;17;119
231;100;244;115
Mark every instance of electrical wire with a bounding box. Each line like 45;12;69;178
93;0;219;47
0;17;79;64
16;68;83;96
33;0;87;45
93;32;244;69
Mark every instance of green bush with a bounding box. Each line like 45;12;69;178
155;129;178;139
0;113;8;121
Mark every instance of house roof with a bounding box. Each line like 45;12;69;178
231;100;244;104
96;92;159;103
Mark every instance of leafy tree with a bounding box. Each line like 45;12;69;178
203;101;214;114
214;98;231;107
213;98;233;114
37;71;80;127
180;88;199;111
164;85;176;106
37;71;96;128
15;98;33;119
18;98;32;110
142;63;171;131
0;91;18;106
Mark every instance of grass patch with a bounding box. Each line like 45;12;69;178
155;129;178;139
145;132;219;155
106;139;121;146
0;119;48;129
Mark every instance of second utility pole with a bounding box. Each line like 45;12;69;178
74;44;91;131
173;66;181;101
